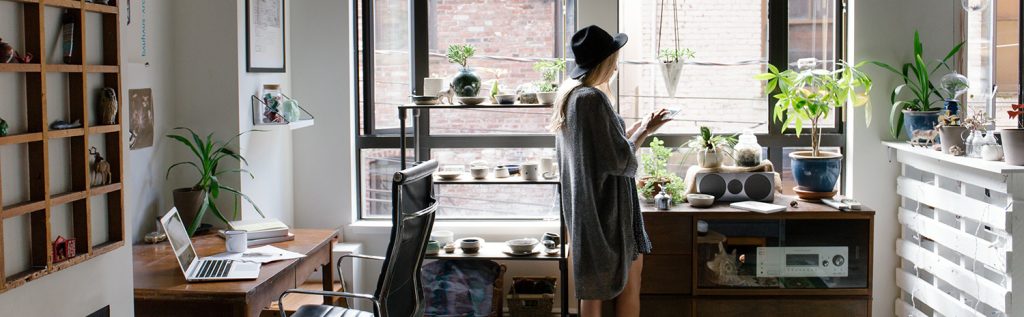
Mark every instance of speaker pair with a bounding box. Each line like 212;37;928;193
694;172;775;202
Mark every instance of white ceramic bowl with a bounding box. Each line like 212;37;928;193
458;96;487;105
470;166;489;179
506;238;539;254
435;171;462;180
687;193;715;208
495;94;516;104
430;230;455;245
459;237;485;253
535;92;557;105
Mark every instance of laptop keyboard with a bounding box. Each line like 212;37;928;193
196;260;233;278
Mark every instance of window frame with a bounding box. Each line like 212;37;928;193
354;0;849;220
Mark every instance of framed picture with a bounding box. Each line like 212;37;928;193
245;0;286;72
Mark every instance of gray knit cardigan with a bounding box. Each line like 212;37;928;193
557;86;649;300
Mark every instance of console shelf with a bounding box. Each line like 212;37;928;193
0;0;125;295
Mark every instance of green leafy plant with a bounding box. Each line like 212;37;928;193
166;127;265;235
684;126;737;153
870;31;964;138
638;137;686;202
533;59;566;93
446;44;476;68
658;48;695;63
756;61;873;157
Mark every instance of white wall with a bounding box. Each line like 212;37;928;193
0;0;178;315
847;1;961;316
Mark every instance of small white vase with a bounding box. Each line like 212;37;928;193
697;148;723;168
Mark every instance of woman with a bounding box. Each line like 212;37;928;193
552;25;671;317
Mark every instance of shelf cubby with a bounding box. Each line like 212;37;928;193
0;0;122;295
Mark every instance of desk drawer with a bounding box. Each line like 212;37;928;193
641;254;691;294
643;213;692;254
694;298;869;317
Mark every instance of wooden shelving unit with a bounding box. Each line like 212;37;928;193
0;0;124;294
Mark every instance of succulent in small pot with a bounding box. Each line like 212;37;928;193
1002;104;1024;165
936;113;968;156
683;126;736;169
757;60;873;197
657;48;695;98
447;44;480;97
637;137;686;203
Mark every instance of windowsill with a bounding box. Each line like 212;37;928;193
347;219;560;236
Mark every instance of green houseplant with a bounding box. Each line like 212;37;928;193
683;126;736;169
533;59;566;105
658;48;695;98
447;44;480;97
638;137;686;203
756;61;872;197
167;127;264;235
871;31;964;139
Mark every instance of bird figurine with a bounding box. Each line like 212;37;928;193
0;117;8;136
98;87;118;125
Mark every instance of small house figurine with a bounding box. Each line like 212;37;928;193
52;236;76;262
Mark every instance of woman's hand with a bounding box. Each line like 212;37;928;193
642;109;672;135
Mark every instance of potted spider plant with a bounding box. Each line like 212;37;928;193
871;31;964;140
1003;104;1024;165
658;48;695;97
756;61;872;197
166;127;265;236
683;126;736;169
447;44;480;97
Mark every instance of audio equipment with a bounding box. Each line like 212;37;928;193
694;172;776;202
756;246;849;277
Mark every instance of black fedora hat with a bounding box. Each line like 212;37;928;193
569;25;628;80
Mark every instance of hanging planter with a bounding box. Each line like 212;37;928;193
654;0;694;98
657;49;693;97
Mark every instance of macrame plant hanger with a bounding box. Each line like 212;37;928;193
656;0;684;97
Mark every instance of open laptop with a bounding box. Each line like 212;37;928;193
160;208;261;282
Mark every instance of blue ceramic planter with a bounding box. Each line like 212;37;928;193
790;151;842;192
902;110;941;141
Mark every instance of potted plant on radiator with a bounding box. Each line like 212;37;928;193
167;127;265;235
757;61;873;199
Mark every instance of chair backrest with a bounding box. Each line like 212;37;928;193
374;160;438;317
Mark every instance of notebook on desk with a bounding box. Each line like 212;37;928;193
160;208;262;282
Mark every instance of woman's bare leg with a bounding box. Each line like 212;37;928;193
615;255;644;317
579;299;603;317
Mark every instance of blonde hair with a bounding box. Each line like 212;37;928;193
549;51;619;132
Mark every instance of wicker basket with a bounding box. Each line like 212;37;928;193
507;276;557;317
488;265;507;317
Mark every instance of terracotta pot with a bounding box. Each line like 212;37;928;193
637;177;668;200
938;126;968;156
1001;128;1024;165
172;188;205;227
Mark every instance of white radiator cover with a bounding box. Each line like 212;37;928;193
887;142;1022;317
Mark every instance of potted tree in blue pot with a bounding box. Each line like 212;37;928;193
757;61;873;199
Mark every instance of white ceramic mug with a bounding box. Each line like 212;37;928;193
540;157;555;174
423;78;445;97
224;230;248;253
521;163;540;181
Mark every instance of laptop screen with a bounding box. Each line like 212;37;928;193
161;209;198;275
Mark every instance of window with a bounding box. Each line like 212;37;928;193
355;0;844;219
965;0;1019;128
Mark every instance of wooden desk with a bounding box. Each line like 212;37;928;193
133;229;339;317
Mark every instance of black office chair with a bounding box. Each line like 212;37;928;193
280;160;439;317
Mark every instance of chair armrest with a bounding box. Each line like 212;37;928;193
278;289;379;317
336;254;386;294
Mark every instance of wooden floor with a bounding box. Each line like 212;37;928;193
261;281;347;317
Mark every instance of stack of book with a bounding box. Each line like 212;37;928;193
220;218;294;245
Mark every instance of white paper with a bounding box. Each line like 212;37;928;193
206;245;305;264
